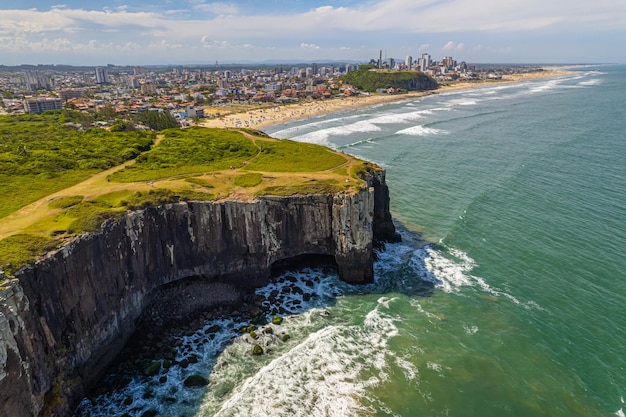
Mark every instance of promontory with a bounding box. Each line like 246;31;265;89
0;112;399;416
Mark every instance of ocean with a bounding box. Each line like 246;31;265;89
75;65;626;416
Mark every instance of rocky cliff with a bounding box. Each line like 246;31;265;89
0;171;397;416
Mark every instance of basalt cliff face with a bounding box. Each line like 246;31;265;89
0;171;398;417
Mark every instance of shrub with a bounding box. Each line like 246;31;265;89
0;234;59;273
233;173;263;187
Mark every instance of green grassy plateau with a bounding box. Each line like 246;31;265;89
0;112;377;275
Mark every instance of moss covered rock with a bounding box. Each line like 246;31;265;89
184;374;209;387
144;361;161;376
252;344;264;356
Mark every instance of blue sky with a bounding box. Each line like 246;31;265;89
1;0;624;65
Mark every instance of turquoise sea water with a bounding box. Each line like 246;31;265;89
76;66;626;416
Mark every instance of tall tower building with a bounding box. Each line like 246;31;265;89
405;56;413;69
421;53;431;70
95;67;109;84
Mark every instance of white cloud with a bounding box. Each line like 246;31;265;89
193;2;239;15
0;1;624;64
300;42;320;49
443;41;465;51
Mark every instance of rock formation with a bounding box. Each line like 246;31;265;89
0;171;397;416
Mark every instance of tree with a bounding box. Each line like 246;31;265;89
134;111;180;131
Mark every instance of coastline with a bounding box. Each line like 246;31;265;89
200;70;572;130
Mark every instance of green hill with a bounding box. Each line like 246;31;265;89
340;64;438;92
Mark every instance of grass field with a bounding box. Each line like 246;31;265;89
0;117;367;275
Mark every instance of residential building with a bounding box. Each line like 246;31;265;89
25;71;54;91
59;89;84;101
24;97;63;114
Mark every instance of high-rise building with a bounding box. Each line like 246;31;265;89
421;53;431;71
442;56;454;68
24;97;63;114
405;56;413;69
95;67;109;84
24;71;54;91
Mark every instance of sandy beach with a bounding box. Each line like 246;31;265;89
200;70;572;131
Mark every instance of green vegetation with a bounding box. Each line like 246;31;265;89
256;179;346;196
0;115;371;274
233;172;263;187
121;188;213;211
62;199;121;234
351;160;383;178
109;127;257;182
244;140;345;172
0;234;59;274
340;66;437;92
0;111;155;219
134;111;180;131
185;177;215;188
48;195;84;209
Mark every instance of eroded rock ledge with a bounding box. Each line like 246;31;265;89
0;170;398;417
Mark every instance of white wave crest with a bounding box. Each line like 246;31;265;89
579;79;601;86
270;114;364;138
291;120;382;145
396;125;446;136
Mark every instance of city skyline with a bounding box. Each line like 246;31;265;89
1;0;624;66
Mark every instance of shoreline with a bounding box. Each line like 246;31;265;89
200;70;573;131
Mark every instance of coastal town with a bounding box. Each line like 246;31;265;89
0;54;552;127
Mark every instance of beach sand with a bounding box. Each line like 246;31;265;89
200;70;572;131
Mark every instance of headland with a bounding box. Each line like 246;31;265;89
0;121;399;416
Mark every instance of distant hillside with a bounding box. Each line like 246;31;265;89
340;65;438;92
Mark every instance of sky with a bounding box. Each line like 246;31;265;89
1;0;625;66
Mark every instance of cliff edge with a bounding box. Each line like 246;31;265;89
0;170;397;417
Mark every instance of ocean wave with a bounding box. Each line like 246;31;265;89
396;125;447;136
578;79;601;86
209;297;400;417
270;114;365;138
290;120;382;146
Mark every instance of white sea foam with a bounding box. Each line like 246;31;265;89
579;79;601;86
448;99;479;106
404;244;545;312
426;362;444;376
290;120;382;145
270;114;364;138
367;108;438;125
463;325;479;335
208;297;400;417
527;78;566;94
396;125;446;136
395;356;419;380
73;317;242;417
